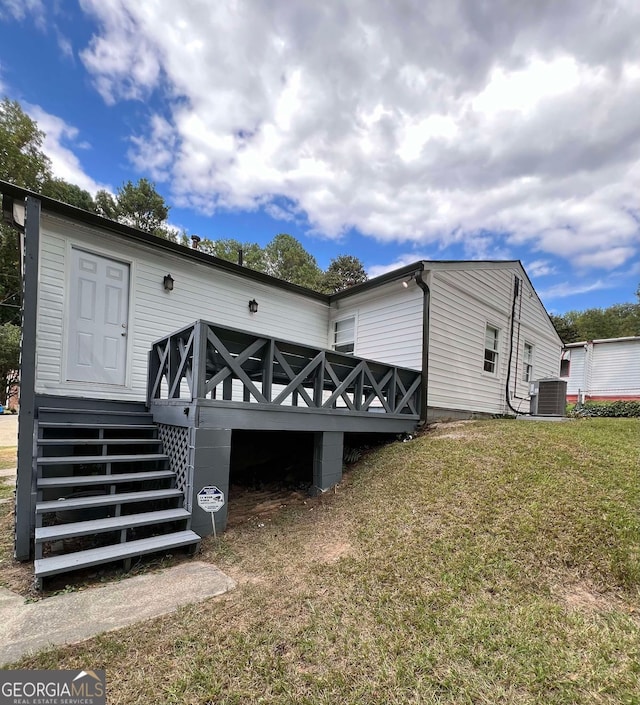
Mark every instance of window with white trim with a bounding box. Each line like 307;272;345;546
483;325;500;374
333;316;355;354
523;342;534;382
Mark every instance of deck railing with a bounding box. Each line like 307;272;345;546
147;320;421;417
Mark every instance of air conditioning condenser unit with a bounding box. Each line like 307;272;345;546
529;378;567;416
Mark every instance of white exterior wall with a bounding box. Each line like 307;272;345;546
328;283;423;370
563;346;586;398
564;339;640;400
428;264;561;415
36;214;329;402
33;211;563;415
513;274;562;397
591;340;640;397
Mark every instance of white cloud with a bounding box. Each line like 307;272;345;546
0;0;45;26
367;253;431;278
527;259;557;277
76;0;640;273
25;104;109;194
574;247;637;270
539;279;613;300
56;31;74;60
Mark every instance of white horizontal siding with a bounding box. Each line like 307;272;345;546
35;214;329;401
36;229;66;388
329;285;423;370
591;340;640;396
428;264;562;415
429;269;510;414
564;347;586;396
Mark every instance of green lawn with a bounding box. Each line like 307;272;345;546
0;478;13;501
7;419;640;704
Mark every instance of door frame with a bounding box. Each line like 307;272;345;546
62;242;136;389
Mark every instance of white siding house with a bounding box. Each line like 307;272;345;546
36;213;330;403
328;283;424;369
561;337;640;402
2;184;564;419
3;181;567;574
330;261;562;418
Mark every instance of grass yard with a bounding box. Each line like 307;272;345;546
0;446;15;501
5;419;640;704
0;445;16;470
0;477;14;501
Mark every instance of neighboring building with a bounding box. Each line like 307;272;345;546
561;337;640;403
0;181;562;584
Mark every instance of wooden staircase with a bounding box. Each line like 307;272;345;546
33;406;200;588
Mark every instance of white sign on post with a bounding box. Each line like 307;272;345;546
197;486;225;539
197;486;225;512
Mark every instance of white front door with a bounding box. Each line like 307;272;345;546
66;248;130;385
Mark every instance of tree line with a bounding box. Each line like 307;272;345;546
549;296;640;344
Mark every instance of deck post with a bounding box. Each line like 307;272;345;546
15;196;41;560
311;431;344;495
189;427;232;537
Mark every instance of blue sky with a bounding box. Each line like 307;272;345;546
1;1;639;314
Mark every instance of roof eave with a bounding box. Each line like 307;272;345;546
0;180;330;303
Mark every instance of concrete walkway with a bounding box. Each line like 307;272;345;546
0;414;17;446
0;562;235;665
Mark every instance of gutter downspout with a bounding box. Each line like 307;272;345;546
415;270;430;424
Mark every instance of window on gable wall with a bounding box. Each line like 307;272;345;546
333;316;355;354
484;324;500;374
523;342;534;382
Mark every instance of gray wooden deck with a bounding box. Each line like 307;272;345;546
148;320;422;434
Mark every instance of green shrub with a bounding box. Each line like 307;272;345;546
580;400;640;417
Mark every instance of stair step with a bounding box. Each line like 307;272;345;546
39;423;157;430
34;530;201;578
38;470;175;489
36;488;183;514
37;453;168;466
35;508;191;543
38;438;163;446
38;407;152;418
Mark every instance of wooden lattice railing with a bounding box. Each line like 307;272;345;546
147;320;421;417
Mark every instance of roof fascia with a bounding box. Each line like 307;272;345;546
565;336;640;347
0;180;329;303
329;261;426;302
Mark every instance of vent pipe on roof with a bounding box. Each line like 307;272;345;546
191;235;201;250
238;248;243;266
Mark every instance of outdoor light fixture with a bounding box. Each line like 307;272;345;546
402;273;416;288
248;299;258;313
163;274;174;291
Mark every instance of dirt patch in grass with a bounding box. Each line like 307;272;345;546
430;420;477;430
226;485;310;528
427;419;482;440
555;577;638;618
